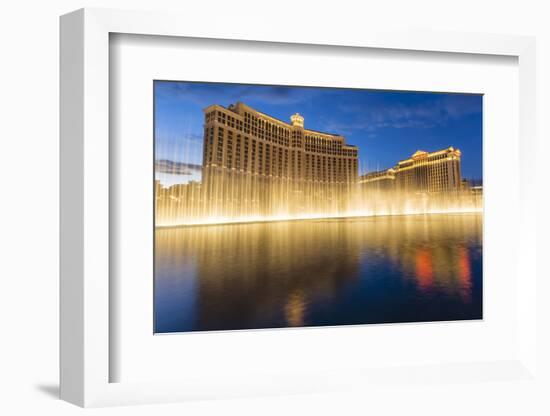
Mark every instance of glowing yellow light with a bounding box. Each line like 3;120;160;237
157;204;482;228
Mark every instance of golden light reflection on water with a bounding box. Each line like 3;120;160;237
155;213;482;332
284;289;307;327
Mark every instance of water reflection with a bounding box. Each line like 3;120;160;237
155;213;482;333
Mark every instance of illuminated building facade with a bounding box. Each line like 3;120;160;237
359;147;463;193
357;168;396;191
201;102;358;216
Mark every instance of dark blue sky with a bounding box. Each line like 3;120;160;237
155;81;482;185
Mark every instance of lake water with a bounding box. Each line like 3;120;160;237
154;213;482;333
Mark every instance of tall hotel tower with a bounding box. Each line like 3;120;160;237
359;147;462;193
202;102;358;217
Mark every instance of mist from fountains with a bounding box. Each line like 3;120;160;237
155;174;482;227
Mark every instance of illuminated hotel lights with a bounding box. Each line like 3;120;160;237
359;146;463;193
155;104;482;226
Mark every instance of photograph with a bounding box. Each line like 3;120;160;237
1;0;544;412
153;81;483;333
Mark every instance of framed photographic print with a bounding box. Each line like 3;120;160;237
60;8;539;408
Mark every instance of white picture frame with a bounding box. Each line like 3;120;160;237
60;7;538;407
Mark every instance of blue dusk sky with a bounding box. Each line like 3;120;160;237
154;81;482;186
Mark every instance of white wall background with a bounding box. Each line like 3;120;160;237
0;1;548;415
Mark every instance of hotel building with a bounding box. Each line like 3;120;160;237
359;147;462;193
201;102;358;216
